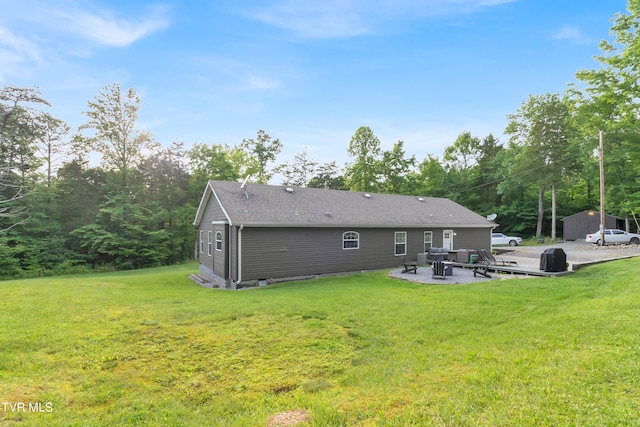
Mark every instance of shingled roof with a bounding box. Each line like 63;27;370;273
194;180;494;228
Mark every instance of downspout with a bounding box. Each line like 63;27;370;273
227;221;233;286
237;224;244;285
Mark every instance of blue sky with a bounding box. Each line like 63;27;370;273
0;0;629;173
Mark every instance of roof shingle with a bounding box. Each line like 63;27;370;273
195;180;493;229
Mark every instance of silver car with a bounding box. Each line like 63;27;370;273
585;229;640;245
491;232;523;246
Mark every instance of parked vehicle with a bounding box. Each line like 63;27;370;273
585;229;640;245
491;232;523;246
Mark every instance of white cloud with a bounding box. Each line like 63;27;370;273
0;26;42;81
552;26;592;44
52;5;170;47
0;2;170;80
250;1;370;39
0;26;41;60
248;0;516;39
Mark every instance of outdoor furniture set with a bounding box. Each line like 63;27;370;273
401;248;518;280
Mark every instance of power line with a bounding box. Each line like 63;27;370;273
445;150;585;197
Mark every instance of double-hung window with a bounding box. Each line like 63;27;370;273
199;231;204;253
215;231;223;251
424;231;433;252
395;232;407;256
207;231;213;256
343;231;359;249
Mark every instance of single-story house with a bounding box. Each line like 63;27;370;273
193;180;495;288
561;210;626;241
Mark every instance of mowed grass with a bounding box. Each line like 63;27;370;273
2;261;640;426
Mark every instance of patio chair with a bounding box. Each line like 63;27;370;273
432;260;446;279
471;251;492;278
479;249;518;266
401;256;418;274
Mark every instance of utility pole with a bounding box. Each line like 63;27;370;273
599;130;605;246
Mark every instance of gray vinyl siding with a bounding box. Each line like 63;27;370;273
438;228;491;251
229;225;239;284
212;224;227;279
197;193;228;280
238;227;492;281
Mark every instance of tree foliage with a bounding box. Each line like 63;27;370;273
241;129;282;184
276;148;318;187
80;83;151;191
5;0;640;278
345;126;382;192
308;161;345;189
505;93;576;238
0;86;49;233
573;0;640;217
379;141;416;194
71;194;170;269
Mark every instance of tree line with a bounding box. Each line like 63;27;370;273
2;2;640;279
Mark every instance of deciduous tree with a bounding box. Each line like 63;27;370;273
505;93;575;239
275;147;318;187
80;83;151;192
345;126;382;192
379;141;416;194
35;112;70;188
0;85;49;233
308;161;345;189
573;0;640;220
240;129;282;184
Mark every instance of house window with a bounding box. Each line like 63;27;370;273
343;231;359;249
395;231;407;256
200;231;204;253
207;231;212;256
424;231;433;252
215;231;222;251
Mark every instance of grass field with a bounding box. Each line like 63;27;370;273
1;260;640;426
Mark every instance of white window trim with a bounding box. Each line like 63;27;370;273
395;231;407;256
199;230;204;253
424;231;433;252
207;231;213;256
215;231;223;251
343;231;360;250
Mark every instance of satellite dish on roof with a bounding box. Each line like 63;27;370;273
487;213;497;221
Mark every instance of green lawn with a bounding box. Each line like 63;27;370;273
1;261;640;426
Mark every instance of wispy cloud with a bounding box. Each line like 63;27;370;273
0;2;170;80
250;1;370;39
0;26;42;81
51;5;170;47
551;26;592;44
192;56;282;92
248;0;516;39
0;26;41;61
